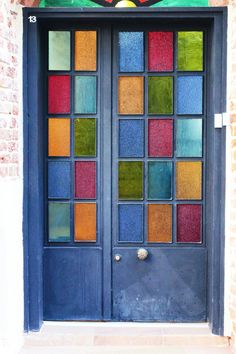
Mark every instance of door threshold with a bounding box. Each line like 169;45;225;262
44;321;209;328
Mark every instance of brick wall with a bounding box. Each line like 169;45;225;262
0;0;23;178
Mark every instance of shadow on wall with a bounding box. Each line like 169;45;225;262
38;0;209;8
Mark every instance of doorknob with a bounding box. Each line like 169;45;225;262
114;254;122;262
137;248;149;261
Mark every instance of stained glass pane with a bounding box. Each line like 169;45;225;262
148;119;173;157
148;77;173;115
148;32;173;72
74;203;96;242
176;161;202;200
119;120;144;158
48;75;70;114
176;119;202;157
48;161;70;198
118;76;144;115
177;204;202;243
48;118;70;157
148;204;172;243
75;31;97;71
177;76;203;115
178;32;203;71
119;32;144;72
119;205;143;242
148;162;172;200
75;76;96;114
74;118;96;157
49;202;70;242
48;31;70;71
119;161;143;200
75;161;96;199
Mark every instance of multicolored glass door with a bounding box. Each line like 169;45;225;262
44;28;103;320
112;28;206;321
44;24;207;322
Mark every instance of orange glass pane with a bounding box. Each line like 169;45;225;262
75;31;97;71
118;76;144;115
148;204;172;243
176;161;202;200
74;203;96;242
48;118;70;157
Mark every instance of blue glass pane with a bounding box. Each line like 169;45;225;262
148;162;172;200
119;120;144;157
177;76;203;115
49;202;70;242
75;76;96;114
119;32;144;72
119;204;143;242
176;119;203;157
48;161;70;198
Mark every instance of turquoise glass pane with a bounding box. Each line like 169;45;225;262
75;76;96;114
178;32;203;71
48;31;70;71
48;202;70;242
177;76;203;115
176;119;202;157
119;32;144;72
148;162;172;200
148;77;173;114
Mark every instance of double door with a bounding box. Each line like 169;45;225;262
44;23;207;322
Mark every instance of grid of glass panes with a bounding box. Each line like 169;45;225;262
47;30;99;243
117;30;204;244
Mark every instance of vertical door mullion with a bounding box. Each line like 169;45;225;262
101;26;112;320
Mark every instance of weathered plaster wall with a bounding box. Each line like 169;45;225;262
0;1;24;353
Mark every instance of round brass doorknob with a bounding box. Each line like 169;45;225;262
137;248;149;261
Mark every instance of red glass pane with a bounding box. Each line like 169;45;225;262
48;75;70;114
75;161;96;199
148;119;173;157
148;32;173;72
177;205;202;243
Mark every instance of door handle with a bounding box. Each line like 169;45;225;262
114;254;122;262
137;248;149;261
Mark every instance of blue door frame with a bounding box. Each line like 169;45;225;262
23;7;227;334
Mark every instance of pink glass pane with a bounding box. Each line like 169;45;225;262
48;75;70;114
148;32;173;72
177;205;202;243
75;161;96;199
148;119;173;157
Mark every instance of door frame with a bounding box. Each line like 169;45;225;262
23;6;227;335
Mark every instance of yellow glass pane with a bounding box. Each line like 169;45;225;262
148;204;172;243
118;76;144;115
176;161;202;200
74;203;96;242
48;118;70;157
75;31;97;71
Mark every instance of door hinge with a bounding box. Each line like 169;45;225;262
214;113;230;128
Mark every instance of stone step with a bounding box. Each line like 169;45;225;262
23;322;230;348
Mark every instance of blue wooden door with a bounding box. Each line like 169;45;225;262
44;25;207;322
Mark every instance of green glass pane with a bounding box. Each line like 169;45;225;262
148;162;172;200
176;119;202;157
178;32;203;71
119;161;143;200
74;119;96;157
48;202;70;242
48;31;70;71
148;77;173;114
75;76;96;114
